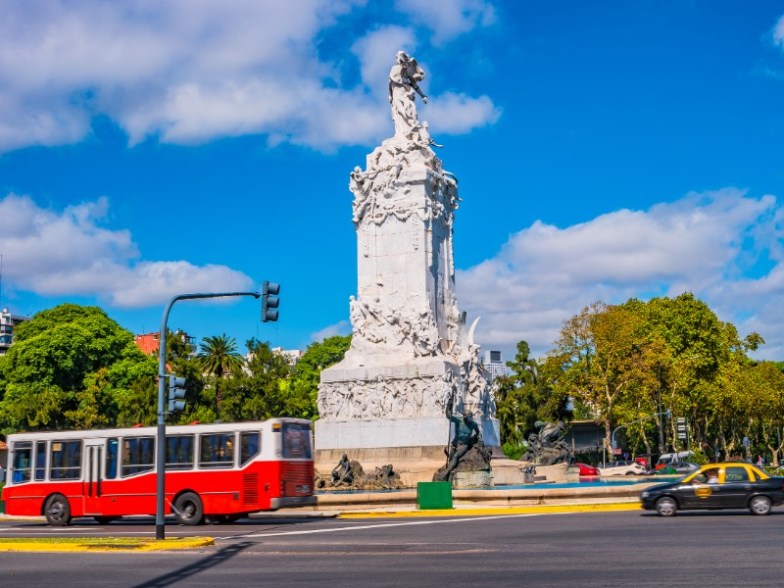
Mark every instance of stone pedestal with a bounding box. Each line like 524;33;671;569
316;358;501;485
452;470;493;489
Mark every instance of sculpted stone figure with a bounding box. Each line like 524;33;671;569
331;453;354;486
433;398;491;482
388;51;427;140
316;456;404;491
525;421;571;465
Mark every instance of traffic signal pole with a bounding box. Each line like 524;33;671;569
155;290;261;541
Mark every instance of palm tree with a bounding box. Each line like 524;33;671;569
198;334;243;409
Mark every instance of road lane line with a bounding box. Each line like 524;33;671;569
232;513;541;539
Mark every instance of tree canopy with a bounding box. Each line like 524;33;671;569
540;293;782;464
0;304;156;433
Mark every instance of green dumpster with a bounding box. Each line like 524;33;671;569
417;481;453;509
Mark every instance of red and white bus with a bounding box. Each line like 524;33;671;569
2;418;315;526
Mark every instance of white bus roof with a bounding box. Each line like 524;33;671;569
6;418;312;443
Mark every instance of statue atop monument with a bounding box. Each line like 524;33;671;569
388;51;428;140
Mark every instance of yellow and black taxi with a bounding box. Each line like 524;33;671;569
641;462;784;516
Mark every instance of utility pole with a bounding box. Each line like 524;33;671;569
155;290;261;541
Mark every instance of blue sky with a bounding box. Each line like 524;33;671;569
1;1;783;362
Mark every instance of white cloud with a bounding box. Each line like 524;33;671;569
457;188;784;361
395;0;496;45
0;193;253;307
0;0;499;153
423;92;501;135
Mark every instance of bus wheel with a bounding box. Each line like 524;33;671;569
173;492;204;526
44;494;72;526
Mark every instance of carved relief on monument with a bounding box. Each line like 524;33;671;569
349;144;457;229
349;295;441;357
458;342;497;418
317;372;457;420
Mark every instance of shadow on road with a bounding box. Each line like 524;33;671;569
131;541;252;587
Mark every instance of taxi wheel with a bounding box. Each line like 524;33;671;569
655;496;677;517
749;495;771;516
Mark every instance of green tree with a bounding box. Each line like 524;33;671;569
197;334;242;412
624;293;761;455
494;341;569;456
220;339;295;420
0;304;153;433
197;334;242;378
551;302;663;450
288;335;351;419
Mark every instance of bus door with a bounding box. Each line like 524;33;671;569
82;440;106;515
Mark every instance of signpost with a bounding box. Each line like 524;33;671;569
676;417;688;441
676;417;690;455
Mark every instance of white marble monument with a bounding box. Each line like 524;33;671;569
315;52;500;481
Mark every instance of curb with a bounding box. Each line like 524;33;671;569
0;536;215;552
338;502;642;518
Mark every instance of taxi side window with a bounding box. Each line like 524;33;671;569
724;467;748;483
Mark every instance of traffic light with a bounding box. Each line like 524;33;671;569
261;281;280;322
168;375;187;413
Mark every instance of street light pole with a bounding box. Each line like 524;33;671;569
155;290;260;541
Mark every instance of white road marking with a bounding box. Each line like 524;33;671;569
233;513;541;539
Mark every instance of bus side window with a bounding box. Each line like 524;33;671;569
106;438;118;479
50;441;82;480
122;437;155;477
34;441;47;481
166;435;194;470
11;442;32;484
199;433;235;468
240;432;260;466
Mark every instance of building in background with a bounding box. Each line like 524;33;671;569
134;331;196;357
272;347;302;365
0;308;28;355
483;349;507;382
134;332;161;355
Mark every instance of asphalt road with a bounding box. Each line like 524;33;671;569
2;510;783;587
